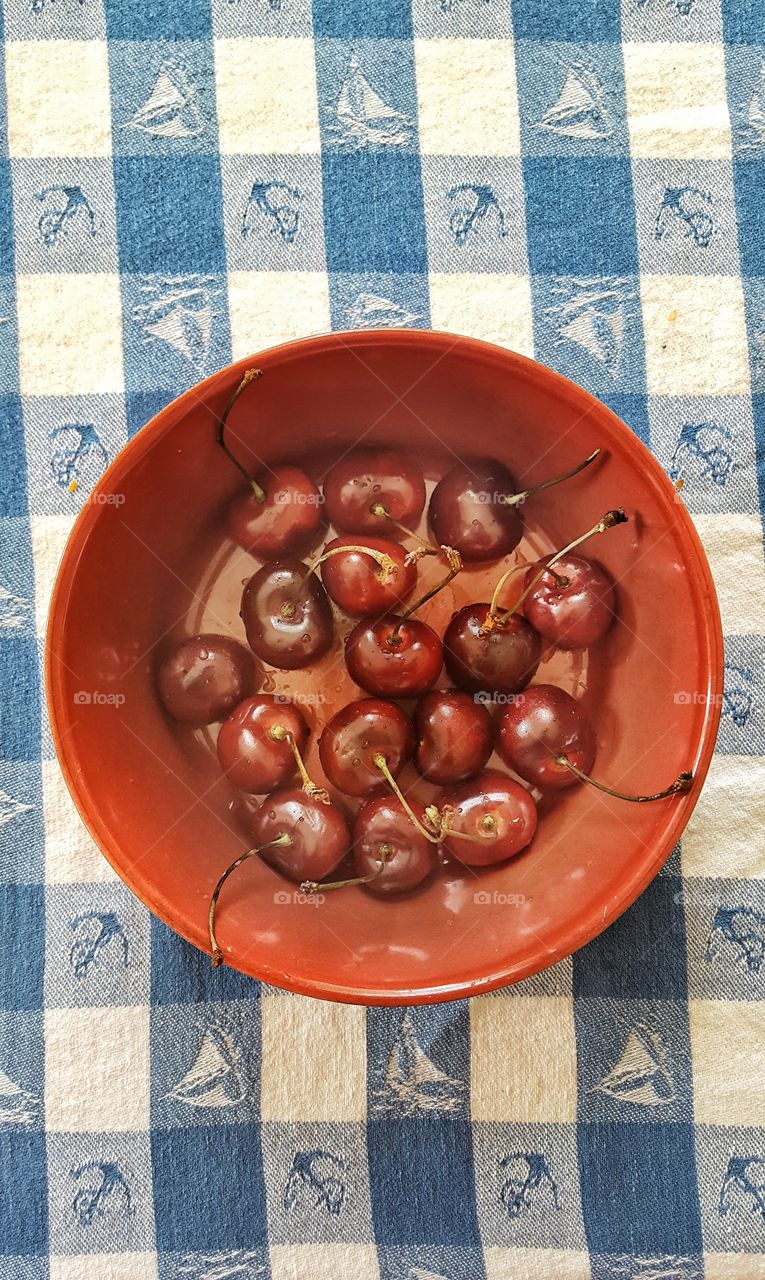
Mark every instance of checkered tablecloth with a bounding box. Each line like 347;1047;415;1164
1;0;764;1276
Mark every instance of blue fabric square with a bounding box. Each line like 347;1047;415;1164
367;1119;480;1246
105;0;212;39
367;1006;470;1119
315;39;419;155
314;0;412;37
574;875;688;1000
125;390;174;439
599;392;650;447
0;160;15;275
45;885;151;1009
0;1011;43;1131
0;1133;47;1256
531;274;646;395
150;918;259;1005
11;159;118;276
715;635;765;755
0;887;44;1011
734;158;765;276
524;157;638;276
722;0;765;43
114;156;226;275
578;1122;702;1255
47;1131;154;1256
120;272;231;394
515;42;630;158
152;1124;268;1252
0;761;43;886
151;1001;261;1129
110;42;218;157
0;400;27;517
0;638;40;763
511;0;620;41
379;1247;487;1280
322;151;427;273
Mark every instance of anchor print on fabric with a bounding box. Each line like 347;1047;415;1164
0;789;33;825
738;62;765;153
0;1067;40;1128
707;906;765;974
134;277;221;373
548;278;635;379
720;1155;765;1221
447;184;508;247
174;1251;267;1279
346;292;422;329
722;662;754;728
242;181;302;245
166;1023;248;1109
35;186;96;247
71;1161;133;1226
535;62;611;140
668;421;733;488
50;423;108;490
591;1023;675;1106
500;1153;560;1219
655;187;715;249
284;1150;346;1215
0;591;31;633
125;64;205;139
374;1013;466;1114
327;57;414;150
69;911;129;979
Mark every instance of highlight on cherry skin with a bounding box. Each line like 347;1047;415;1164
414;689;493;785
217;695;309;794
157;634;256;726
323;446;426;538
318;697;415;797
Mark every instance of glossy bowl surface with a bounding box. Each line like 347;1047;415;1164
46;331;723;1004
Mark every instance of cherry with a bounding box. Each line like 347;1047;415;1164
319;698;415;797
346;616;443;698
414;689;493;784
496;683;693;800
157;634;256;726
438;769;538;866
320;535;416;615
443;604;541;695
217;695;308;793
240;558;334;670
303;795;435;897
429;450;600;563
523;553;616;649
323;448;426;538
218;369;324;556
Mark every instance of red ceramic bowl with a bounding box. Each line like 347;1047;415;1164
46;331;723;1004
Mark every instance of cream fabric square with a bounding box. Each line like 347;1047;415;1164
416;39;521;156
270;1244;380;1280
690;1000;765;1125
228;271;330;356
45;1006;150;1131
471;995;577;1122
704;1255;765;1279
51;1256;159;1280
260;994;366;1121
682;755;765;881
6;41;112;158
623;42;731;158
641;275;749;396
692;513;765;637
31;515;73;639
484;1249;592;1280
17;274;125;396
43;758;119;885
215;38;320;155
429;274;534;355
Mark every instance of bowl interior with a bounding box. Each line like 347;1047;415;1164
46;331;722;1003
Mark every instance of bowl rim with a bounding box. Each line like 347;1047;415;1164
45;328;724;1004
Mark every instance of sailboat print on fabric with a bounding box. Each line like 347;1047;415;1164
608;1256;701;1280
134;277;220;372
347;292;421;329
166;1024;246;1108
0;1068;39;1127
125;64;205;138
0;591;31;634
328;57;414;149
374;1013;466;1114
548;277;634;378
535;63;611;139
0;788;33;825
175;1251;267;1280
738;62;765;152
592;1023;675;1106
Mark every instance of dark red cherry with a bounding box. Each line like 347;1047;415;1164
323;448;426;538
240;558;334;670
226;465;324;558
157;634;256;726
429;458;522;563
320;535;416;615
345;617;443;698
319;698;415;797
439;769;537;866
248;789;350;883
443;604;541;695
496;684;595;790
217;695;308;793
523;554;616;650
414;689;493;785
352;795;435;895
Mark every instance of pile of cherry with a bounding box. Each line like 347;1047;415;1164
155;370;693;967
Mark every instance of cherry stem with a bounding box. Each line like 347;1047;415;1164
209;833;292;967
373;753;440;844
216;368;266;501
270;726;330;803
556;757;694;803
370;503;435;554
388;547;463;644
304;543;399;584
300;845;393;895
502;448;602;508
488;508;627;630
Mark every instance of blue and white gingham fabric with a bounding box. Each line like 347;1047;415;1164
0;1;764;1277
